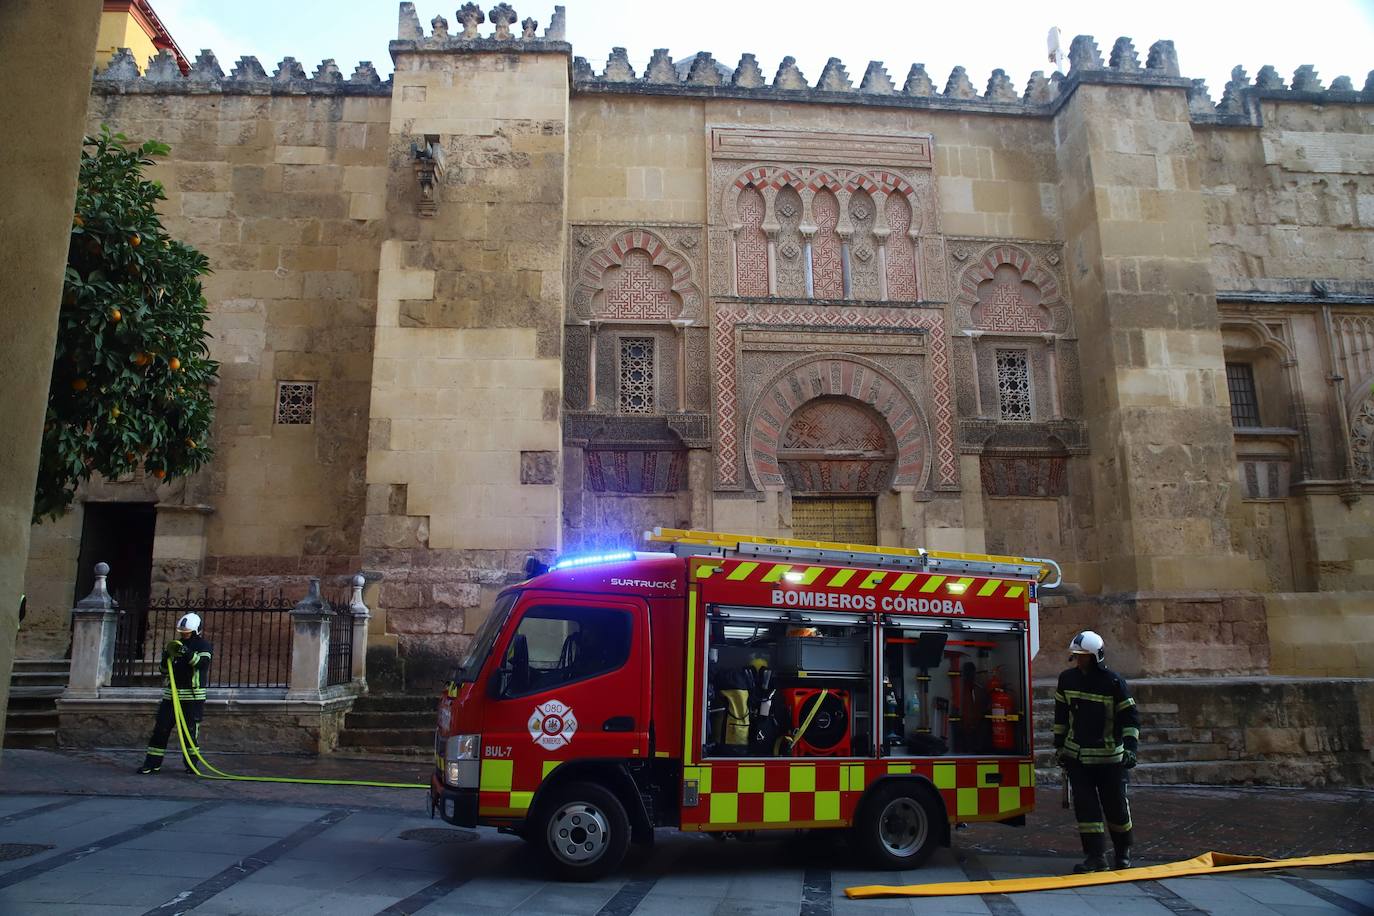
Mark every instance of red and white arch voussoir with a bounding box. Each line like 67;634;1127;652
578;229;696;304
746;355;931;492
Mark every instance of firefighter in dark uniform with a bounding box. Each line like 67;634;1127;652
1052;630;1139;872
138;613;212;774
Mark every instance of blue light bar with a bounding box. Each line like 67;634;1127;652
551;551;635;571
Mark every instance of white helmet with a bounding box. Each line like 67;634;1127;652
1069;630;1104;662
177;613;203;634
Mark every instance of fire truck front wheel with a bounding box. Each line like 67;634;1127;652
533;781;630;881
857;782;941;869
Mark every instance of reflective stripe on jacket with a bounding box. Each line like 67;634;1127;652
1051;663;1138;765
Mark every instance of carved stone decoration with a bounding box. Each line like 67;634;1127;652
97;48;141;82
1349;393;1374;479
732;54;766;89
903;64;934;97
746;355;929;492
602;47;635;82
885;193;918;300
981;456;1068;497
645;49;678;84
569;226;705;321
735;186;769;296
860;61;895;95
949;240;1071;334
411;137;446;218
847;190;881;299
521;17;538;39
145;49;183;82
812;188;843;298
456;3;484;39
714;303;956;489
779;397;898;493
773;56;808;91
488;3;517;40
431;14;450;39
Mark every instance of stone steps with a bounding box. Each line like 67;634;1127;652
5;660;68;750
335;693;439;754
338;727;433;750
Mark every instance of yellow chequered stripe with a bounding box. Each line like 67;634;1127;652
715;561;1032;598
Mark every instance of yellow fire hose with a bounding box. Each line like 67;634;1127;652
167;661;428;789
845;850;1374;898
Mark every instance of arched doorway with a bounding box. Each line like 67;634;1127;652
779;397;897;544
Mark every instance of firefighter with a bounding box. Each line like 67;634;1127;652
1051;630;1139;872
137;613;212;774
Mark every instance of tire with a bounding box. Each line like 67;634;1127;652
532;780;630;881
857;781;942;869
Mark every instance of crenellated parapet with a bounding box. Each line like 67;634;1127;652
392;2;569;53
572;36;1193;115
1189;63;1374;125
92;47;392;96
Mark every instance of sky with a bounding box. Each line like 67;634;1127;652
149;0;1374;101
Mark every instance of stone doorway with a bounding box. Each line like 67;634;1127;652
780;396;895;545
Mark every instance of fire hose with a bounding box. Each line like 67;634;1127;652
166;660;428;789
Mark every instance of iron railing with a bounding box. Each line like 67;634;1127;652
326;602;354;687
112;590;295;689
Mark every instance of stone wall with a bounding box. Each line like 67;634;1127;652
20;56;391;656
1265;591;1374;677
58;692;356;755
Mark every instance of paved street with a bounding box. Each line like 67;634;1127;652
0;749;1370;915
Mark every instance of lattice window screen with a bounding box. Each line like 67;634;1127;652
618;337;655;414
996;350;1032;421
1226;362;1261;428
275;381;316;425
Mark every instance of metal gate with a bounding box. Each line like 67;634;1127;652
791;496;877;544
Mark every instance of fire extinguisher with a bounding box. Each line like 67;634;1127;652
989;667;1014;752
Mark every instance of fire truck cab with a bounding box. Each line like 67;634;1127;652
430;528;1059;880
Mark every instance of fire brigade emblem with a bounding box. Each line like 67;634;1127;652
528;700;578;750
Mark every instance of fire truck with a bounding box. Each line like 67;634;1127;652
430;528;1060;880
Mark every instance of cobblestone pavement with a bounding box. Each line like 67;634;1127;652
0;749;1370;915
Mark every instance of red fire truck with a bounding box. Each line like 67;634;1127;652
430;528;1060;880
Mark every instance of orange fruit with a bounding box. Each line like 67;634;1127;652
73;215;85;227
134;352;150;367
129;234;141;247
185;438;196;448
152;468;166;479
110;308;121;322
169;357;181;371
71;378;87;391
110;406;120;418
125;451;136;462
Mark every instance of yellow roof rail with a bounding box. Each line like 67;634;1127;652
645;527;1062;588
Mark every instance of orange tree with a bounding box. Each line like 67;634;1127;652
36;126;218;520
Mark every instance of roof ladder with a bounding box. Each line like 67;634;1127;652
645;527;1061;588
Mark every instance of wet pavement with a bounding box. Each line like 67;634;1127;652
0;748;1370;915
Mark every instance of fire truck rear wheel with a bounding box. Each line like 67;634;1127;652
858;782;940;869
535;781;630;881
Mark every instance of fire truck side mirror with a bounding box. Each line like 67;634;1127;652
489;664;512;699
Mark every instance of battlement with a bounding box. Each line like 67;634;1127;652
89;6;1372;121
92;47;392;96
572;34;1373;122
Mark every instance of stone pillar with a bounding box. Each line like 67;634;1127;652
1052;41;1263;594
347;574;371;688
0;0;104;749
65;563;119;700
286;578;332;700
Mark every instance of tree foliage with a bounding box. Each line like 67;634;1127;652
36;126;218;521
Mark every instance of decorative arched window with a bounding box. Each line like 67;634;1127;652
885;193;918;301
735;185;768;297
811;188;843;298
600;248;676;320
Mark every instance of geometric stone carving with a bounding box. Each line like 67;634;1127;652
951;241;1069;335
190;49;224;82
746;355;928;491
1291;65;1323;92
97;48;140;82
230;55;269;83
1146;39;1179;77
1255;65;1286;90
980;456;1067;497
645;49;678;84
572;228;702;320
985;69;1017;102
735;186;769;296
779;397;898;493
1109;37;1140;72
1068;35;1103;73
603;47;635;81
714;302;956;490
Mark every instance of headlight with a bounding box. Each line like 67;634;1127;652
446;734;480;760
442;734;481;788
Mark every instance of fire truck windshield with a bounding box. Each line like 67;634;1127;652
454;591;516;682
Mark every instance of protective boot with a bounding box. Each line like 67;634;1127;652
1072;833;1109;873
1112;836;1133;870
